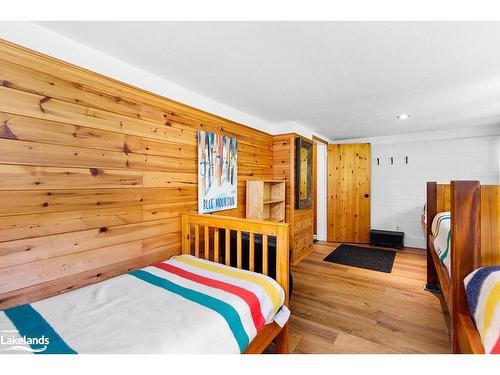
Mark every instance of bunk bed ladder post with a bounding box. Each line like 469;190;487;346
425;181;440;293
450;180;481;354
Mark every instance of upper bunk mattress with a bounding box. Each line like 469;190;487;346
464;266;500;354
431;211;451;274
0;254;287;354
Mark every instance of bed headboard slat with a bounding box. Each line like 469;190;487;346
480;185;500;266
437;184;451;212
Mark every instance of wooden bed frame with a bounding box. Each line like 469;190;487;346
426;181;500;354
0;213;289;354
181;213;290;354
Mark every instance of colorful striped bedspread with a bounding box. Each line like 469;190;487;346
431;211;451;275
464;266;500;354
0;255;287;354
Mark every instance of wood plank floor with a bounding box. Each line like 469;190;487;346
286;241;451;353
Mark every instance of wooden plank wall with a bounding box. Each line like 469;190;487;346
0;40;273;309
272;133;313;264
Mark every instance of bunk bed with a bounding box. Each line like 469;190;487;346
0;214;290;354
426;181;500;354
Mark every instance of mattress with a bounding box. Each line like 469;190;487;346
0;254;288;354
464;266;500;354
431;211;451;275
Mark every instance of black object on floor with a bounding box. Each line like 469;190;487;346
323;244;396;273
370;229;404;249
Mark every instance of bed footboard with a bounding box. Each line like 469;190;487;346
181;213;290;305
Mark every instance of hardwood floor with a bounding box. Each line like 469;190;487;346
286;241;451;353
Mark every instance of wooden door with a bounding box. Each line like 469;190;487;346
327;143;371;243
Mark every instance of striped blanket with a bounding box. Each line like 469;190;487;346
431;211;451;275
0;255;287;354
464;266;500;354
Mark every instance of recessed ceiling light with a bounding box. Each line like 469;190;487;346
397;114;411;120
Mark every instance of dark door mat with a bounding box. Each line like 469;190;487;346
323;244;396;273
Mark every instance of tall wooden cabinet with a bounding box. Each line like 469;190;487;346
272;133;314;264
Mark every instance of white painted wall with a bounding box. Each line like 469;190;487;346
335;125;500;249
370;134;499;249
315;143;328;241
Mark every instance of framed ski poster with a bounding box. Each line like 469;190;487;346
198;130;238;214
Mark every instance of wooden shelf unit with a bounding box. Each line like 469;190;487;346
246;179;286;222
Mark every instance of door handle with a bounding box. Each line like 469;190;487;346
364;193;370;198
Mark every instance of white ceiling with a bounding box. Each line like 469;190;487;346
36;21;500;140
